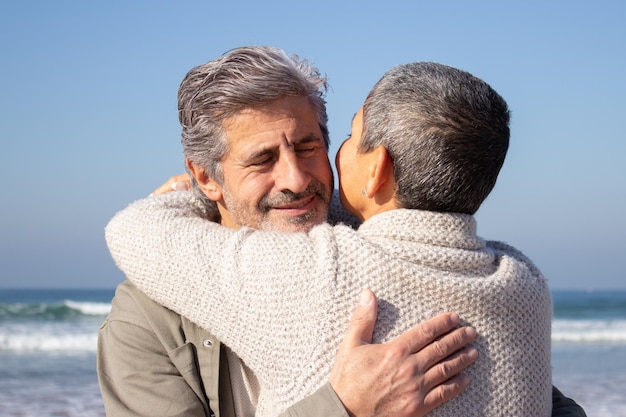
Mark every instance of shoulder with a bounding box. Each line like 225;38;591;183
103;280;183;331
101;280;220;355
486;240;547;284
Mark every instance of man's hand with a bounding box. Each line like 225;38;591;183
151;174;191;196
330;289;477;417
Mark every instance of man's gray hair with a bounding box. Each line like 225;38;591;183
360;62;511;215
178;46;330;211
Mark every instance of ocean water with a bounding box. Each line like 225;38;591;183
0;289;112;416
551;290;626;416
1;289;625;416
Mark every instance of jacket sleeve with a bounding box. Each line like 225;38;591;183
282;384;585;417
279;383;349;417
551;386;587;417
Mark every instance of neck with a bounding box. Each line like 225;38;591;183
359;190;398;221
218;205;240;230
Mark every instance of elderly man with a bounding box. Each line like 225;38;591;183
98;46;478;417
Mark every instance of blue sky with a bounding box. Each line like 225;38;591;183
1;1;624;289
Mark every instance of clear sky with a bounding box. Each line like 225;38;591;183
1;1;624;290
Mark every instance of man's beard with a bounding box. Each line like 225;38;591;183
222;180;331;233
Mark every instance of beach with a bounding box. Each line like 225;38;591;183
1;289;625;416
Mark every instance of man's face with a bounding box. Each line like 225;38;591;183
195;96;333;232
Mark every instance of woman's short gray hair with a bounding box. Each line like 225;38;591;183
360;62;510;215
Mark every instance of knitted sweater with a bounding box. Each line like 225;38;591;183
105;192;553;417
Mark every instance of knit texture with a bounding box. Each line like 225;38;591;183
105;192;553;417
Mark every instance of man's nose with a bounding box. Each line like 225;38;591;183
273;152;310;193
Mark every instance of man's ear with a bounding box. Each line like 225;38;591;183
364;146;394;198
186;159;223;202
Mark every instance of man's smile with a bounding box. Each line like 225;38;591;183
271;195;316;214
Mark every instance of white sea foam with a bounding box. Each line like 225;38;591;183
552;319;626;343
64;300;111;316
2;315;624;352
0;321;99;352
0;332;98;352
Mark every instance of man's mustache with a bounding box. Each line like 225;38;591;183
258;181;329;213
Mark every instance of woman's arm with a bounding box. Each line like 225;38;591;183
105;192;345;394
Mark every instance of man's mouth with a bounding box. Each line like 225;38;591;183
271;195;316;214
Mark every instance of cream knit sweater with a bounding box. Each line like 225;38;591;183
105;192;552;417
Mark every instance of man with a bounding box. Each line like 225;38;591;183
102;47;584;415
98;46;478;417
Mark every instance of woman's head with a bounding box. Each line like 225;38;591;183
342;62;510;216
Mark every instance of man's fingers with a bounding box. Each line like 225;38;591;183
341;289;378;347
391;312;462;354
421;374;471;414
424;345;478;388
329;289;379;404
419;326;477;370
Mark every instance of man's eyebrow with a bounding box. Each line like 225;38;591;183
242;133;323;162
294;133;323;145
244;146;276;163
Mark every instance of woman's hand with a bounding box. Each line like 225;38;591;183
151;174;191;196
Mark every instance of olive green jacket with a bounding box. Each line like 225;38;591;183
97;280;347;417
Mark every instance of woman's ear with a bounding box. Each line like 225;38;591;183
186;159;223;202
364;145;394;198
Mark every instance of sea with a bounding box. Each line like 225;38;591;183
1;289;625;417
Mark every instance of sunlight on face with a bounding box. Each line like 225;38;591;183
217;96;333;232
